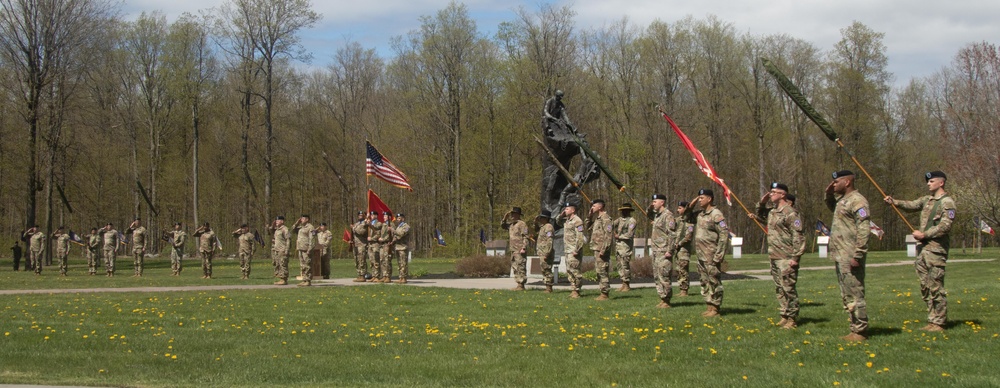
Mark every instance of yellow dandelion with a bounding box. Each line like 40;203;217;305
942;373;950;377
866;362;873;368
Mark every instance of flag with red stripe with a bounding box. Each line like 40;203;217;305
366;141;412;191
659;111;733;205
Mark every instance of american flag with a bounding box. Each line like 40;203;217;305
366;141;412;191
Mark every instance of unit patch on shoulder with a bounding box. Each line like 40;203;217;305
857;207;868;218
718;220;727;229
793;219;801;228
947;210;955;219
576;226;584;232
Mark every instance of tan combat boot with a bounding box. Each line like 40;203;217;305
512;284;525;291
777;317;789;327
782;319;797;329
274;279;287;285
618;282;631;292
841;332;867;342
595;292;609;301
679;289;689;297
701;305;719;317
395;277;407;284
352;276;366;283
656;300;671;309
544;285;553;293
569;290;581;299
297;280;311;287
921;323;944;332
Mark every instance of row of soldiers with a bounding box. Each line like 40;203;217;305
18;218;219;278
505;169;955;341
347;211;411;283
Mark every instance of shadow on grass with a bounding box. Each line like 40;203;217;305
867;326;904;337
797;317;831;326
720;307;757;315
801;301;826;307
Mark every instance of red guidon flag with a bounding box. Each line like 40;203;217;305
367;189;394;223
659;110;733;206
366;141;412;191
342;228;352;243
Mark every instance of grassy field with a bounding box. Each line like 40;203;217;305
0;251;998;387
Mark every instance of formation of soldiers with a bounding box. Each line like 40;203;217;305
347;211;412;285
503;170;955;342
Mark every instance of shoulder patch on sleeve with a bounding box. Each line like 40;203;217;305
947;210;955;219
793;219;801;228
606;224;612;232
857;207;868;219
576;225;584;232
546;231;552;237
718;220;727;229
668;221;675;229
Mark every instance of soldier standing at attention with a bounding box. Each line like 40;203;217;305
168;223;187;276
100;223;119;277
292;215;316;286
556;203;585;298
126;218;148;277
884;171;955;332
674;201;695;296
23;226;45;275
351;211;370;282
648;194;678;308
826;170;871;341
367;211;383;282
391;214;411;283
233;224;256;280
377;212;394;283
269;216;291;285
588;199;614;301
316;223;333;280
535;211;555;293
754;183;806;329
86;228;100;275
51;226;71;276
612;203;638;292
502;207;529;291
681;189;730;317
193;223;216;279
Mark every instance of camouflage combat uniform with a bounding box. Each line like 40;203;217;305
649;207;678;303
351;220;369;278
758;202;806;321
557;213;585;292
317;229;333;279
367;220;384;280
674;213;695;292
589;211;614;295
893;193;956;326
503;217;529;287
127;225;148;276
270;224;291;281
688;206;729;309
235;230;256;278
392;221;411;280
101;228;118;275
86;233;101;275
378;222;393;279
194;228;216;278
27;231;45;274
536;222;555;286
294;222;316;282
52;232;70;275
826;190;871;334
169;230;187;275
612;215;637;284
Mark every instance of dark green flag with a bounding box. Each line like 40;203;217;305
761;58;839;142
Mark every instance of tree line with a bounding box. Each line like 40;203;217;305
1;0;996;258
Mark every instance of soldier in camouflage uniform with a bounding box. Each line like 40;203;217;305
681;189;730;317
647;194;678;308
351;211;370;282
193;223;216;279
86;228;101;275
535;211;555;292
168;223;187;276
269;216;291;285
292;215;316;286
556;202;585;298
316;223;333;279
826;170;871;341
613;203;638;292
233;224;256;279
885;170;956;332
22;226;45;275
126;218;148;276
100;223;119;277
378;212;394;283
391;214;411;283
51;226;71;276
675;201;695;296
367;211;383;282
502;207;530;291
588;199;614;300
754;182;806;329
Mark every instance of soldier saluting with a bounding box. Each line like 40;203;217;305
502;207;529;291
351;211;370;282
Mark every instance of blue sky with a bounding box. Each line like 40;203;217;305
122;0;1000;86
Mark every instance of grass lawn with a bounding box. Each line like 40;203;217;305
0;250;998;387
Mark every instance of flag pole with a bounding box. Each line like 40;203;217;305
761;58;915;232
534;135;592;204
568;134;649;218
730;191;767;233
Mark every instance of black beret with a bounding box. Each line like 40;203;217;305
652;194;667;200
301;214;309;218
276;215;285;220
771;182;789;192
320;222;327;226
538;210;552;219
369;210;378;215
241;223;248;228
698;188;714;198
382;211;391;216
925;171;947;181
174;222;182;227
678;201;689;207
832;170;855;179
785;194;797;204
592;199;605;205
396;213;405;218
357;211;364;215
563;202;577;208
511;207;522;215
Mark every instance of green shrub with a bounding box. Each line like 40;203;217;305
455;254;509;278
